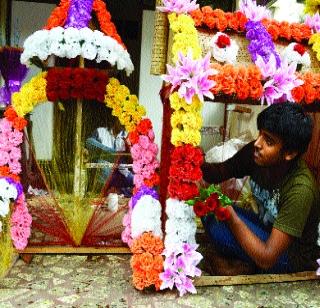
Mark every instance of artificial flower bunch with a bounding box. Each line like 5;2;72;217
255;54;303;105
167;13;202;62
21;27;133;76
160;243;202;297
209;63;263;100
210;32;239;64
291;71;320;103
104;78;146;132
165;198;196;247
282;43;311;69
129;119;160;189
46;67;108;102
130;232;164;291
186;184;232;221
168;144;203;201
169;92;202;146
11;72;47;117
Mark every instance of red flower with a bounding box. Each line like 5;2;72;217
193;201;208;217
168;179;199;200
4;107;18;122
293;43;306;56
214;206;231;221
13;117;28;131
205;193;220;212
137;118;152;135
128;130;140;145
216;34;231;48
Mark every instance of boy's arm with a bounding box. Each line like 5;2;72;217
227;207;293;269
201;141;255;184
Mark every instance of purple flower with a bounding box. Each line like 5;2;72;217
131;185;159;209
157;0;199;14
239;0;271;22
255;54;304;105
162;51;216;103
160;243;203;296
305;13;320;33
316;258;320;276
245;21;281;68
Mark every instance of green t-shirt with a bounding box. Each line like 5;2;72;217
274;159;320;271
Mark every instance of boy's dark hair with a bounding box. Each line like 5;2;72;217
257;102;313;155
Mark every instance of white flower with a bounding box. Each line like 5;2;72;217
131;195;162;239
282;43;311;68
0;199;10;217
210;32;239;64
0;178;18;200
166;198;195;220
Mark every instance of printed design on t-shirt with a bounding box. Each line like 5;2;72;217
250;178;279;225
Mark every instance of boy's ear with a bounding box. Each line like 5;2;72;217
284;151;298;161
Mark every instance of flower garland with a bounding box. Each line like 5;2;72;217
130;232;164;291
104;78;146;132
44;0;71;30
11;72;47;117
21;27;134;76
209;63;263;100
291;71;320;103
190;6;312;43
46;68;108;102
0;109;31;251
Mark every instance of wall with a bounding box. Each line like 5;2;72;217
11;1;55;160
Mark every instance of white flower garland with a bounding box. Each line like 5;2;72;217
165;198;197;247
21;27;134;76
131;195;163;239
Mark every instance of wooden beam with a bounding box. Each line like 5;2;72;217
17;246;131;254
194;271;320;286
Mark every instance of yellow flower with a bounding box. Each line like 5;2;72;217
305;0;320;15
169;92;202;112
309;33;320;61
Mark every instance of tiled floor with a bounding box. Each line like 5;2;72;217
0;254;319;307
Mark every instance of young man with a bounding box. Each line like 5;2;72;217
201;103;320;274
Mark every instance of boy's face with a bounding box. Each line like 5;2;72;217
253;130;285;167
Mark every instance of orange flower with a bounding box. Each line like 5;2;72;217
144;173;160;187
190;9;203;27
202;6;216;29
0;166;11;176
132;273;147;290
44;0;70;29
131;232;164;255
13;117;28;131
304;84;316;104
92;0;126;48
292;86;305;103
4;107;18;122
128;130;139;145
214;9;228;32
279;21;292;41
266;23;280;41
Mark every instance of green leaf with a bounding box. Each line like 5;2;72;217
185;199;196;206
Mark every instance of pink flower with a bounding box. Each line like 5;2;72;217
134;174;145;188
239;0;271;22
9;147;21;160
10;195;32;250
157;0;199;14
305;13;320;33
255;54;304;105
163;51;216;103
147;129;155;141
138;135;150;150
133;160;144;174
0;150;10;165
0;119;13;134
9;161;22;174
131;144;142;160
8;130;23;147
148;143;158;155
